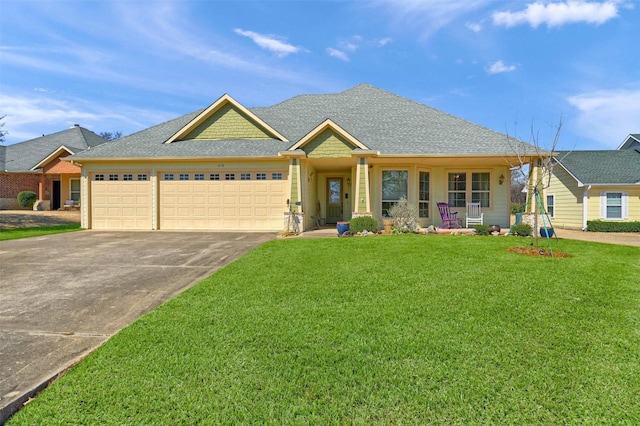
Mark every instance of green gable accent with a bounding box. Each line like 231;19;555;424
302;129;355;158
187;104;272;140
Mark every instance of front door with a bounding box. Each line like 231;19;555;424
52;180;61;210
326;178;342;223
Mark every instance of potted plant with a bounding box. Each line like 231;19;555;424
540;227;554;238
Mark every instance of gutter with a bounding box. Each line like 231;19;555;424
582;185;591;231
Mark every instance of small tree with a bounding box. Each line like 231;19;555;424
0;115;7;144
505;117;562;249
99;131;122;141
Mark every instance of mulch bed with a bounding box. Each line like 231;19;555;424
508;246;572;258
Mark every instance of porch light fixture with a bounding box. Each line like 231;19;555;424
346;177;351;186
499;174;505;185
308;171;314;182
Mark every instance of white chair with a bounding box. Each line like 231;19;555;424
465;203;483;227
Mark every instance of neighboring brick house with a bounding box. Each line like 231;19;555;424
0;125;108;210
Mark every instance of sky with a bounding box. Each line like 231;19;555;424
1;0;639;150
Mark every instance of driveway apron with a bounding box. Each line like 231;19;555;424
0;231;275;422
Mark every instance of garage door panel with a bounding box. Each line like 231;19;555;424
91;180;152;230
159;175;286;230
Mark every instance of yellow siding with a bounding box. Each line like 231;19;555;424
587;186;640;222
187;104;271;140
544;166;584;229
303;129;354;158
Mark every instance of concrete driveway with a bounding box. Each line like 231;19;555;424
0;230;275;422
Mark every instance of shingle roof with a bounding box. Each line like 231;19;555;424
555;149;640;185
1;126;107;172
72;84;537;160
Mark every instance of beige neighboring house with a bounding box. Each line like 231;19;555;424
540;136;640;230
67;84;542;232
0;125;108;210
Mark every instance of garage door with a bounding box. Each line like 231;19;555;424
159;171;286;230
91;173;152;230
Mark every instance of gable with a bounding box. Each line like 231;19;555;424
165;94;287;144
302;129;357;158
186;103;273;140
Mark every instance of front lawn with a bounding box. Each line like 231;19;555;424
8;236;640;424
0;224;81;241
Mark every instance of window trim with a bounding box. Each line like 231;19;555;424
600;191;627;220
70;178;80;202
418;170;430;218
447;170;492;208
381;169;408;217
546;194;555;218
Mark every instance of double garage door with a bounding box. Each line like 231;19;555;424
90;171;287;231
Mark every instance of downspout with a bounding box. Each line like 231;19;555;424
582;185;591;230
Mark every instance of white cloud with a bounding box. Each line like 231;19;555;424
370;0;494;39
567;88;640;148
466;22;483;32
493;1;620;28
326;48;350;62
377;37;393;46
233;28;305;57
486;60;517;74
0;92;175;144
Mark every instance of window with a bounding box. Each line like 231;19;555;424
272;173;283;180
471;173;490;208
94;174;104;181
194;173;204;181
601;192;627;220
210;173;220;180
137;174;148;181
70;179;80;202
419;172;430;218
109;174;119;181
225;173;236;180
240;173;251;180
256;173;266;180
448;172;491;208
448;173;466;208
123;174;133;181
546;194;555;218
179;173;189;181
164;173;174;181
381;170;408;216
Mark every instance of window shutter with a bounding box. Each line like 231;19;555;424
600;192;606;219
622;192;629;219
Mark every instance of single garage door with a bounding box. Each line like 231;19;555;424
159;171;286;230
91;172;152;230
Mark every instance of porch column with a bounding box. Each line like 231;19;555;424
38;173;45;200
288;158;302;213
80;168;88;229
354;157;371;214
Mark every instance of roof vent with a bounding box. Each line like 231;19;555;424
72;124;80;128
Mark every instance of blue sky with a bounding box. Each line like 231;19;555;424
1;0;638;150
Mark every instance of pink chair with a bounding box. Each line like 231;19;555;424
437;202;461;229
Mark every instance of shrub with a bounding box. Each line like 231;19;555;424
511;203;526;214
17;191;37;208
349;216;379;233
473;224;491;236
389;197;420;233
511;223;532;237
586;220;640;233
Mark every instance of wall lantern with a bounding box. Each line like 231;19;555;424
499;174;505;185
346;177;351;186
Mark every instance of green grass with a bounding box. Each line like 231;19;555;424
8;236;640;424
0;224;82;241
